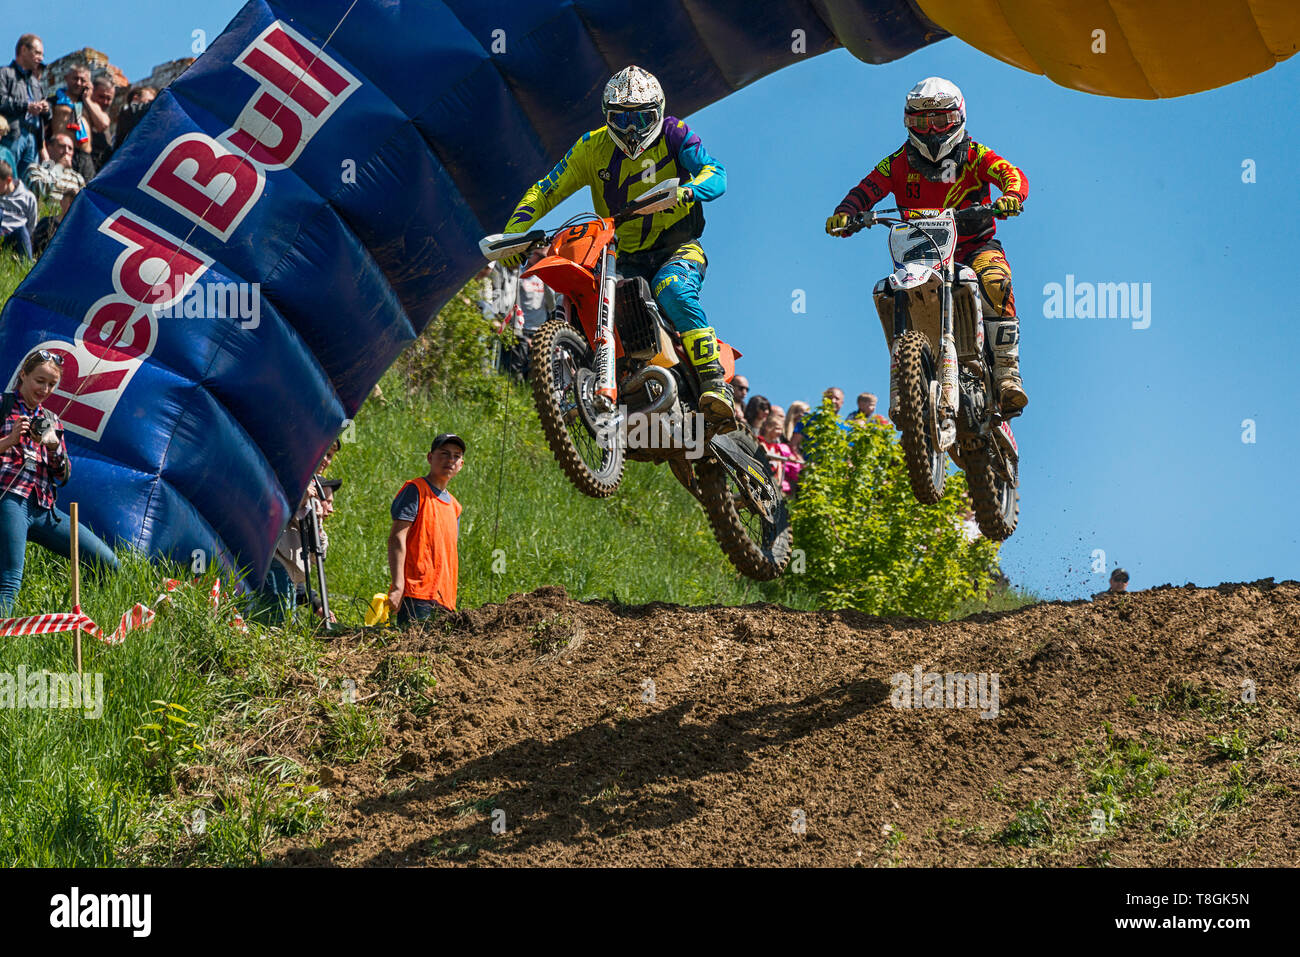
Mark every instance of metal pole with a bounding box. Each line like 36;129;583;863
70;501;81;677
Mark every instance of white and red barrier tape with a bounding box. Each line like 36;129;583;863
0;578;248;645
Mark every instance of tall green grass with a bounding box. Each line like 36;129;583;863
0;550;328;866
0;250;33;300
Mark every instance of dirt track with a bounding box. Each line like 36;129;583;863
269;581;1300;866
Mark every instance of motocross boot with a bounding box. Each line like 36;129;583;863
986;319;1028;416
680;326;735;425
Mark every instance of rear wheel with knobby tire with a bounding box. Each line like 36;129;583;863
965;447;1019;540
695;448;792;581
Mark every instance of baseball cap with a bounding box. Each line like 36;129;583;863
431;432;466;453
1110;568;1129;582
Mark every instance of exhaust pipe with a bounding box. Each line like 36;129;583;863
620;364;678;415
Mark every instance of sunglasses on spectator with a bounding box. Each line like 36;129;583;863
34;350;64;366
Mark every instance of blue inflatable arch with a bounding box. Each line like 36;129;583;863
0;0;1289;579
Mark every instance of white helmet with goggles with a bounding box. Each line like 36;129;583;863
904;76;966;164
603;65;665;160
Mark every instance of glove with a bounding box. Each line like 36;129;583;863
670;185;695;212
826;213;852;237
993;194;1023;217
501;250;526;270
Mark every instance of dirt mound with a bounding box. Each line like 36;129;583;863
269;581;1300;866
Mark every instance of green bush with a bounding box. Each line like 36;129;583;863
788;400;1001;619
391;285;500;400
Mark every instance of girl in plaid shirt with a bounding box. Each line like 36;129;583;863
0;350;117;614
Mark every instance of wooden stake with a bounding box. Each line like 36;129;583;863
70;501;81;678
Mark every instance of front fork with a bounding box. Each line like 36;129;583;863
593;246;618;410
884;281;959;450
937;279;959;448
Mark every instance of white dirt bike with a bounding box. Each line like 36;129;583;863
835;204;1020;540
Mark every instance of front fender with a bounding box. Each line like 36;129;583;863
888;263;939;290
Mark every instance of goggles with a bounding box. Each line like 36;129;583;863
606;107;659;134
905;108;962;133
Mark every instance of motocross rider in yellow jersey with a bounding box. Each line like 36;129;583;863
502;65;733;423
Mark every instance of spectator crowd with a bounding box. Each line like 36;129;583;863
1;32;158;262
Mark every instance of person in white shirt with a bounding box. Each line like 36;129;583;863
0;159;37;259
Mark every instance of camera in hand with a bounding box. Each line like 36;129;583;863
28;413;60;449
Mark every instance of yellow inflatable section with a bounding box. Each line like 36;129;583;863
917;0;1299;97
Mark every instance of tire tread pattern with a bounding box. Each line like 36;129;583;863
966;450;1019;540
529;318;625;498
695;457;792;581
894;330;945;505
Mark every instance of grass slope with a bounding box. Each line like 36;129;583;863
324;371;819;617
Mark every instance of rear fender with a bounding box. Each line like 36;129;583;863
719;340;741;380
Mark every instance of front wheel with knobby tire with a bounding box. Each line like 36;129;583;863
893;330;946;505
530;318;625;498
695;452;792;581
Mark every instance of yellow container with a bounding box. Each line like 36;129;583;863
365;593;390;627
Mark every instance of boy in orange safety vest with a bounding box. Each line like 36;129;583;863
387;433;464;624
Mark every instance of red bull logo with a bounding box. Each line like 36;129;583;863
31;21;359;441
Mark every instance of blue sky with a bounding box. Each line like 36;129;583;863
24;3;1300;600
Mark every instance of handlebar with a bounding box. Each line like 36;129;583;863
481;178;682;262
832;202;1011;236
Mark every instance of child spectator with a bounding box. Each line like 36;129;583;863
783;400;810;444
758;414;800;495
387;433;465;624
0;116;17;176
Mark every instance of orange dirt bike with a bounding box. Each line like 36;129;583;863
479;178;791;580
